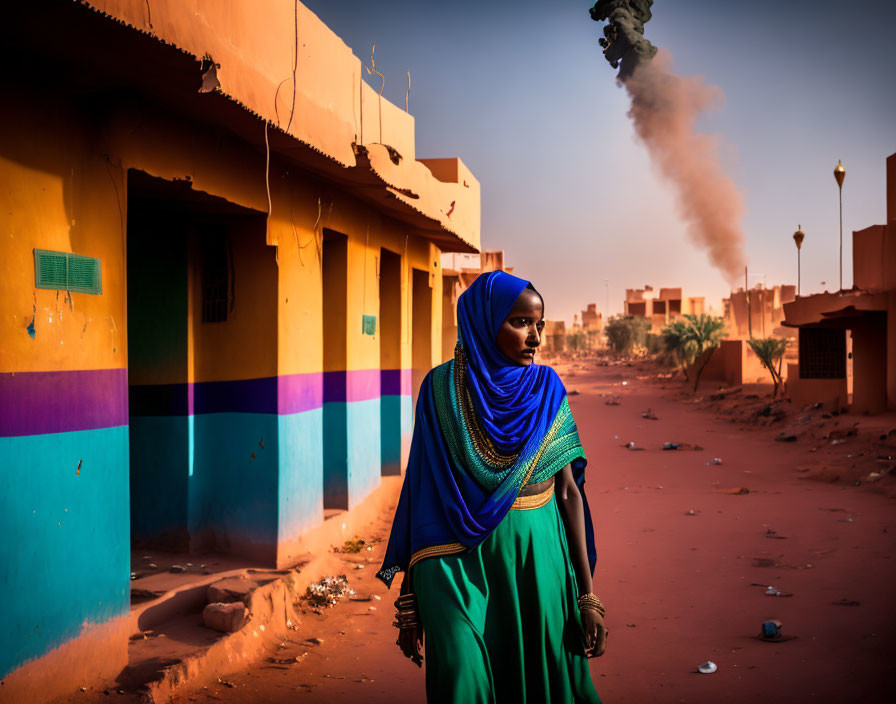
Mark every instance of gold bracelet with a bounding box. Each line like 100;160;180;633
577;593;606;616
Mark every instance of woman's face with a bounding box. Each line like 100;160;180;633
496;288;545;365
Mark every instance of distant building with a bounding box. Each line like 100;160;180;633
782;151;896;414
723;285;797;339
624;286;705;333
441;250;514;361
543;320;568;354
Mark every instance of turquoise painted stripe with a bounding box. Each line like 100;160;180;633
188;413;279;557
0;427;130;679
347;399;381;508
277;409;324;541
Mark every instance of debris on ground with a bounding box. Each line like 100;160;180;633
715;486;749;494
568;389;580;396
642;408;658;420
338;538;367;554
604;395;621;406
684;509;699;516
304;575;351;608
169;564;186;573
775;433;798;443
831;598;861;606
662;441;704;451
697;661;717;674
622;441;644;451
707;457;723;465
765;586;793;597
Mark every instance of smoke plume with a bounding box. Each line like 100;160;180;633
590;0;746;283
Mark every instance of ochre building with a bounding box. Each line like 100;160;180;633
0;1;480;699
783;152;896;414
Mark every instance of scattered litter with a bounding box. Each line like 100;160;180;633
831;599;861;607
621;381;628;386
765;529;788;540
775;433;797;443
339;538;367;553
697;661;717;674
709;458;723;465
130;572;137;581
758;619;796;642
349;594;372;602
569;390;580;396
306;636;324;645
622;441;644;451
304;575;351;608
217;678;236;688
625;623;637;627
663;442;679;450
684;509;699;516
605;396;621;406
715;487;749;495
752;557;776;568
765;586;793;597
641;408;658;420
170;565;185;573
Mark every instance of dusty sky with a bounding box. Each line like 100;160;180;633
303;0;896;324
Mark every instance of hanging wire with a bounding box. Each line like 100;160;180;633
264;122;272;217
405;71;411;113
365;43;385;144
286;0;299;132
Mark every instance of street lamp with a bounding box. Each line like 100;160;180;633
834;160;845;291
793;224;805;296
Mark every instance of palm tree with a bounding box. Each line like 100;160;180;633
661;319;698;379
681;314;727;392
747;337;789;397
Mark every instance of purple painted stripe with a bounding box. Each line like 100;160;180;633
278;373;324;415
323;370;382;403
381;369;413;396
0;369;128;437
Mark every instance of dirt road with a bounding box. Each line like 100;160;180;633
168;362;896;704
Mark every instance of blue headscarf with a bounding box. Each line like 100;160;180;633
377;271;596;587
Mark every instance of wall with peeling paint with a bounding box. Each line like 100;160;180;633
0;1;478;695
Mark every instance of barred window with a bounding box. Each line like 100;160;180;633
201;232;232;323
799;328;846;379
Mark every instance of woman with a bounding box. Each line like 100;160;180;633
377;270;606;703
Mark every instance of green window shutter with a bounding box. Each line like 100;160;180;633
361;314;376;335
34;249;68;289
67;253;102;294
33;249;102;295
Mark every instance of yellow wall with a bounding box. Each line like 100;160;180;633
2;84;448;382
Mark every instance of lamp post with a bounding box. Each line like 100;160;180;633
834;160;845;291
793;224;805;296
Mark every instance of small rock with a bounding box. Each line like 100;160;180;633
307;636;324;645
202;602;249;633
170;565;186;573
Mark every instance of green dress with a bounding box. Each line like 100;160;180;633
413;487;602;704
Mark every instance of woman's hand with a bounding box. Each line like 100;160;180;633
581;609;607;658
397;625;424;667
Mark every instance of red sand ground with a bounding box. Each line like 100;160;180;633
65;361;896;703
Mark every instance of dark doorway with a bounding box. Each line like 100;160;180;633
322;230;349;508
379;248;402;475
411;268;432;410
